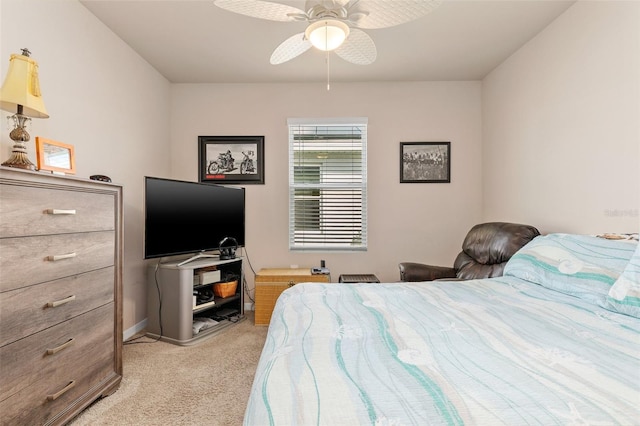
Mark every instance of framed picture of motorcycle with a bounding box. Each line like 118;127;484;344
198;135;265;184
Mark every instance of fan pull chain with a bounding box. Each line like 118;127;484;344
326;50;331;91
325;24;331;91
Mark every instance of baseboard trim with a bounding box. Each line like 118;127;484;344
124;318;147;341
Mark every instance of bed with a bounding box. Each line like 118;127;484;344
244;234;639;425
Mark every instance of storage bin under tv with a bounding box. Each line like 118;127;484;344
146;257;244;345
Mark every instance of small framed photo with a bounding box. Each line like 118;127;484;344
198;136;264;184
35;137;76;175
400;142;450;183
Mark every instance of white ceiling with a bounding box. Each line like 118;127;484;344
80;0;575;84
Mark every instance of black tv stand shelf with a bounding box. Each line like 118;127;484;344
146;257;245;346
192;294;239;314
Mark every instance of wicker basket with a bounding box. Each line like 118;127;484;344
213;280;238;298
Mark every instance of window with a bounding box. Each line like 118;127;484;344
288;117;367;251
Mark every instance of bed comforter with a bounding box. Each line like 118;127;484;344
244;234;639;425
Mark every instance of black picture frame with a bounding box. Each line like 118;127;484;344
400;142;451;183
198;136;265;184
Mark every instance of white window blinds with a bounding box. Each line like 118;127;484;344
288;118;367;251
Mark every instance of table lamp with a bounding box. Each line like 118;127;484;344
0;48;49;170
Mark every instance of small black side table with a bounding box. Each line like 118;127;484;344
338;274;380;284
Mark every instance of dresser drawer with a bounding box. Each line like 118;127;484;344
0;183;115;238
0;267;114;347
0;304;115;418
0;231;115;292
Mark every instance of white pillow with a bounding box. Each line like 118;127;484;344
503;233;636;306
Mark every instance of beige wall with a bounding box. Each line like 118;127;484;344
2;0;637;336
170;82;483;293
483;0;640;234
0;0;172;337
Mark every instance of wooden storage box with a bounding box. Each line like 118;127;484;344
254;268;330;326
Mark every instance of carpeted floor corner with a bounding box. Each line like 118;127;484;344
70;312;267;426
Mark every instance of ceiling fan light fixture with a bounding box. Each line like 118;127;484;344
305;19;350;51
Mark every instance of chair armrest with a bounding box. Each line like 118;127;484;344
398;262;457;282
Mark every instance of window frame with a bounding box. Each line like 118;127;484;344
288;117;368;252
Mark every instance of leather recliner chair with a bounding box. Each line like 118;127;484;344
398;222;541;282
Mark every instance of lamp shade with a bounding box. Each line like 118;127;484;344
305;20;350;51
0;52;49;118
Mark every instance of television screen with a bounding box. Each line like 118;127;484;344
144;176;245;259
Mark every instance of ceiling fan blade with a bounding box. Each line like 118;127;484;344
334;28;377;65
270;33;313;65
305;0;351;9
214;0;306;22
348;0;442;29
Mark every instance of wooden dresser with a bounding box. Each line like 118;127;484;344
0;166;123;425
254;268;330;326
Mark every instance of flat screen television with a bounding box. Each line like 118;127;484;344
144;176;245;262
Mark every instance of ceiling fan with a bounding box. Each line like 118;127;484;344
213;0;443;66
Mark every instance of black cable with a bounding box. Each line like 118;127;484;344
124;261;164;345
241;247;256;304
124;334;159;345
242;246;257;276
155;260;164;338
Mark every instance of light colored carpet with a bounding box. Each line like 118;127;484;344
71;312;267;426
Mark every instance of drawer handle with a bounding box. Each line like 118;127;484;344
45;209;76;215
46;295;76;308
46;338;75;355
46;380;76;401
47;252;77;262
288;280;295;287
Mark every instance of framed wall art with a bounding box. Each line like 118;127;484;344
198;136;265;184
35;136;76;175
400;141;450;183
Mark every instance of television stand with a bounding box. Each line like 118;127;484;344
147;257;245;345
176;252;218;267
